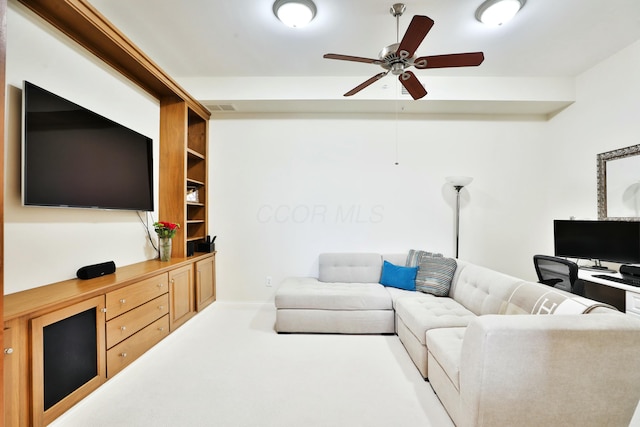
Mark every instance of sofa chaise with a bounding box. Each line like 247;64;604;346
274;252;640;426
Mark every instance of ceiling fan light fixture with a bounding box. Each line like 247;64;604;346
273;0;317;28
475;0;525;26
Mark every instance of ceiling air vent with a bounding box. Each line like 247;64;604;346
206;104;237;112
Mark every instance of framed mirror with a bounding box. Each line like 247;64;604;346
597;144;640;220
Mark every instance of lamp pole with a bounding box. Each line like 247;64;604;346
453;185;463;259
445;176;473;259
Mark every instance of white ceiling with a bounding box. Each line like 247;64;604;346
88;0;640;115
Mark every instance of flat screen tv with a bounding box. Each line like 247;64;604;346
22;81;154;211
553;220;640;265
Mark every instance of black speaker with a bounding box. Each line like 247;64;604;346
187;241;195;257
76;261;116;280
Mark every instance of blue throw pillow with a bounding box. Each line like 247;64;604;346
379;261;417;291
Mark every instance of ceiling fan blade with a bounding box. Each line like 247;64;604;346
414;52;485;69
344;72;389;97
397;15;435;60
324;53;382;65
399;71;427;100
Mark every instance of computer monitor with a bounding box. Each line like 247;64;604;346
554;220;640;267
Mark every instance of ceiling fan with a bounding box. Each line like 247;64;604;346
323;3;485;100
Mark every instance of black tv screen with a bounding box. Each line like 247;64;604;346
554;220;640;264
22;81;154;211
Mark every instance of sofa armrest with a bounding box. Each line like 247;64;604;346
459;314;640;427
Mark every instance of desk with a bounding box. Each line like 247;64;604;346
579;270;640;316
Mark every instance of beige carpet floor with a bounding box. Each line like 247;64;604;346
49;302;454;427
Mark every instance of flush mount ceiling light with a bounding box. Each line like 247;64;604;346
475;0;525;26
273;0;317;28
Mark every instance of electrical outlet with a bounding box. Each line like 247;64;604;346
265;276;272;287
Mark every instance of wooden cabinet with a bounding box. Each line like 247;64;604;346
160;98;210;259
106;294;169;349
30;296;106;426
169;264;195;330
196;254;216;311
3;255;215;426
4;320;21;427
105;274;170;376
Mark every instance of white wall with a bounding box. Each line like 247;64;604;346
210;114;549;301
547;39;640;211
3;1;160;294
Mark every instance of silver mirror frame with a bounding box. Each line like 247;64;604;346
597;144;640;221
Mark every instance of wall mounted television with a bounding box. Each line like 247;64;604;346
553;220;640;266
22;81;154;211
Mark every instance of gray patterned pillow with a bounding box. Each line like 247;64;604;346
414;256;457;296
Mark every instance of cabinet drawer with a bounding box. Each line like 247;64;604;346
106;273;169;320
107;315;169;377
626;291;640;317
106;294;169;349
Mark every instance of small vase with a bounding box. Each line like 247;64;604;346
159;237;172;262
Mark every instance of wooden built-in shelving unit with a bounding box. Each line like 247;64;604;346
159;98;210;257
3;1;215;425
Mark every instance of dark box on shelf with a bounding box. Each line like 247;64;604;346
197;242;215;253
187;241;195;257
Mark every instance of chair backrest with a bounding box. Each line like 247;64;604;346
533;255;579;293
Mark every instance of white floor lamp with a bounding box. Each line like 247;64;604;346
446;176;473;258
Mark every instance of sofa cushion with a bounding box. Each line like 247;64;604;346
384;287;431;308
426;327;466;391
318;253;382;283
415;256;457;296
275;277;392;310
379;261;417;291
449;262;524;316
395;297;476;345
503;282;618;315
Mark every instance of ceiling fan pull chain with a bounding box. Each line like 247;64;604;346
394;83;400;166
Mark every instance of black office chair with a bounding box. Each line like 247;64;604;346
533;254;584;296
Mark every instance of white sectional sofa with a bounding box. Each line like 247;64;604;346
274;252;640;426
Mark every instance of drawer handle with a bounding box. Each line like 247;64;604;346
4;347;14;355
171;279;175;284
158;327;165;332
120;352;127;358
120;326;127;331
158;305;164;310
119;299;126;304
158;283;164;288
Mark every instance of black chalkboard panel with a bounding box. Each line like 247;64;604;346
43;308;97;410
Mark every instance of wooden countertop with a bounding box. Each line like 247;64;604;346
4;253;215;321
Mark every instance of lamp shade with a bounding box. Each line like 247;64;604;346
475;0;525;26
273;0;317;28
446;176;474;187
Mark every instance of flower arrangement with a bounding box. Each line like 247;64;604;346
153;221;180;239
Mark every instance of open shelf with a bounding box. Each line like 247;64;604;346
160;100;209;258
